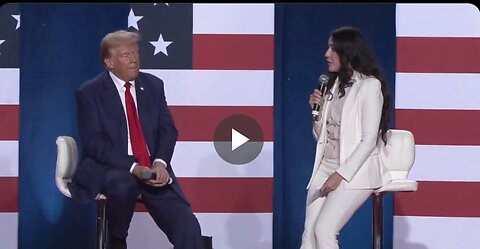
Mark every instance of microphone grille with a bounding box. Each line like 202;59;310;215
319;74;329;84
142;170;152;180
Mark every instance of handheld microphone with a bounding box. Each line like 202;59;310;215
312;74;329;121
142;170;173;184
142;170;153;180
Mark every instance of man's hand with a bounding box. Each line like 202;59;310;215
132;164;151;181
132;163;171;187
146;161;171;187
319;172;344;197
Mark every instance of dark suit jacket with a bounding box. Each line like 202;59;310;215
70;71;186;203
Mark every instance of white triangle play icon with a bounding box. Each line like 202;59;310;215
231;128;250;151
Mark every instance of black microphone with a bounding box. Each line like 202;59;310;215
142;170;154;180
312;74;329;121
142;170;173;184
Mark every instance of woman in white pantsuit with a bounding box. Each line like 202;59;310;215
300;27;392;249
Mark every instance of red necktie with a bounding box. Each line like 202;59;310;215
124;82;151;167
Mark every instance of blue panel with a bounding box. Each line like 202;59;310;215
274;3;396;249
19;4;128;249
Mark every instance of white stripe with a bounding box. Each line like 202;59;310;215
128;212;272;249
0;141;18;177
393;216;480;249
171;142;273;177
0;69;19;105
196;213;272;249
142;69;273;106
193;4;275;34
0;213;18;249
408;145;480;182
396;4;480;37
395;73;480;110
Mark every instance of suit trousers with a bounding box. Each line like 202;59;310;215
300;158;373;249
102;168;204;249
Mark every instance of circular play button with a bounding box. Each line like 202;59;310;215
213;114;264;165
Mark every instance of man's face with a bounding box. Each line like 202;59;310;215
104;42;140;82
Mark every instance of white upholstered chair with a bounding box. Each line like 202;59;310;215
55;136;107;249
372;129;418;249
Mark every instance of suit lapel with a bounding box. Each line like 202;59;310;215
101;72;128;148
320;80;338;141
341;72;363;126
134;75;151;130
339;72;365;161
134;75;156;154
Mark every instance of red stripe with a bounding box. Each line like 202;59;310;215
397;37;480;73
193;34;274;70
0;177;272;213
0;177;17;212
394;181;480;217
170;106;273;141
0;105;19;140
396;109;480;145
135;177;273;213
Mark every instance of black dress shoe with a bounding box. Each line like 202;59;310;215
109;235;127;249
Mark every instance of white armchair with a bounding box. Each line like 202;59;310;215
373;129;418;249
55;136;107;249
55;136;77;198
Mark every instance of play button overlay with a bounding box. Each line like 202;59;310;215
231;128;249;151
214;114;264;165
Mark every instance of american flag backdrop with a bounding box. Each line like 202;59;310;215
0;3;479;249
393;4;480;249
125;3;274;248
0;3;19;249
0;3;274;249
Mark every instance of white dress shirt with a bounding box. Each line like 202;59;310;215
109;71;167;172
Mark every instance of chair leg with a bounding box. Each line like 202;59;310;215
97;198;107;249
202;235;213;249
372;192;384;249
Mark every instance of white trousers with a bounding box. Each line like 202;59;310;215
300;159;373;249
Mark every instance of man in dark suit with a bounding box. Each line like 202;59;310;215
69;30;204;249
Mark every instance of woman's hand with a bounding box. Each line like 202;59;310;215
319;172;344;197
309;89;324;109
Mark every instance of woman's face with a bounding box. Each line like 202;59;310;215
325;36;341;72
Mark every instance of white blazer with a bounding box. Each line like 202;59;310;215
307;71;391;190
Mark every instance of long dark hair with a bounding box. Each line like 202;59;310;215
325;26;391;144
